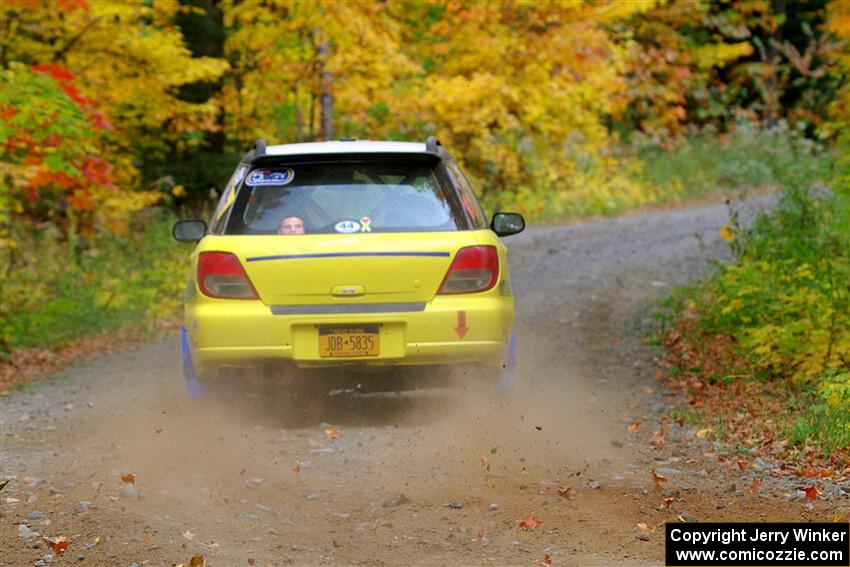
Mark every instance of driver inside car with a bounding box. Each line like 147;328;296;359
278;215;306;235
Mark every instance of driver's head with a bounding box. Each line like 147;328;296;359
278;216;305;235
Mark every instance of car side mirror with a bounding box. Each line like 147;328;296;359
173;219;207;242
490;212;525;237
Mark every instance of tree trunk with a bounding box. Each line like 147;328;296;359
315;28;334;140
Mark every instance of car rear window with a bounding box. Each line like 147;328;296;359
225;161;472;234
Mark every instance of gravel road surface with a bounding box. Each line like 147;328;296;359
2;198;846;566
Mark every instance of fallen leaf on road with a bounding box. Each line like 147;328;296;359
248;559;255;566
663;497;675;508
749;478;762;495
188;555;206;567
44;536;68;554
651;469;667;490
636;522;655;533
651;427;667;448
93;535;105;545
324;426;339;439
292;460;301;473
541;554;552;565
737;459;748;471
121;473;136;485
696;428;714;440
803;486;818;501
627;421;642;433
557;487;573;499
519;513;542;530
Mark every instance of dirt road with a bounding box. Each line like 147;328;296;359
2;199;846;567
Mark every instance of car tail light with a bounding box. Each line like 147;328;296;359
438;246;499;294
197;252;258;299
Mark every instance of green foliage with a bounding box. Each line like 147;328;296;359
666;143;849;456
1;211;186;351
0;64;91;172
632;120;833;203
699;188;849;386
789;380;850;458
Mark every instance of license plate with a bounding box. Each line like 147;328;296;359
318;325;379;358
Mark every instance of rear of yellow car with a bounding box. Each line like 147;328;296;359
185;231;514;373
176;140;522;393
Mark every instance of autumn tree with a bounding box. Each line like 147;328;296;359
0;0;229;238
613;0;850;136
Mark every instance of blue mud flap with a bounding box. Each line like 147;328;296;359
498;329;518;391
181;325;205;398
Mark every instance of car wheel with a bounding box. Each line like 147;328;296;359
181;325;207;398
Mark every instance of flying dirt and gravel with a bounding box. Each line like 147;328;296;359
1;198;846;566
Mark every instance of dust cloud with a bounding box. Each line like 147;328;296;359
67;318;628;518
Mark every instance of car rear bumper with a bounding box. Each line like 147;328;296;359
186;295;514;374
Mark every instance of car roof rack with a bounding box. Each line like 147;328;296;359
252;139;266;157
425;135;442;154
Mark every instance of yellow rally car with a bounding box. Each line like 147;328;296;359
173;137;525;396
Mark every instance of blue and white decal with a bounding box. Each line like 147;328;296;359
246;168;295;187
334;220;361;233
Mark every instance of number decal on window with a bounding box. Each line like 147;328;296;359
334;220;361;233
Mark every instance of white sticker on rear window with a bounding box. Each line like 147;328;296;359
334;220;361;233
246;168;295;186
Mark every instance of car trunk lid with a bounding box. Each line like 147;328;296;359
206;233;477;307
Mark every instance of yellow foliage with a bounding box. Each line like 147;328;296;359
692;42;754;69
820;371;850;410
92;187;161;236
220;0;654;214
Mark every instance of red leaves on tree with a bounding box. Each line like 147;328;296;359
81;156;113;186
68;189;96;211
32;63;75;83
32;64;94;107
57;0;89;12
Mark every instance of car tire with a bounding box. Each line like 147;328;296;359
181;325;207;398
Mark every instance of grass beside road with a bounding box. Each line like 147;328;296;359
0;210;187;391
656;161;849;469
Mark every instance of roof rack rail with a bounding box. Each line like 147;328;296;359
252;139;267;157
338;137;357;142
425;135;442;154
